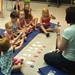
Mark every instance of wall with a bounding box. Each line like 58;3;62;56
31;0;73;4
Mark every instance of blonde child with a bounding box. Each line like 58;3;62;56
3;22;24;48
24;0;30;9
40;8;56;37
0;37;24;75
17;10;33;34
24;8;38;30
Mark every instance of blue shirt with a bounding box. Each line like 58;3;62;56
0;46;14;75
11;22;19;34
62;24;75;62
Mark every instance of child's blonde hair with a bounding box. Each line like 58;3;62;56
19;10;24;15
5;22;12;29
42;8;49;17
0;37;10;54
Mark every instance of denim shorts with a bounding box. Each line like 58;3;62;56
43;25;54;29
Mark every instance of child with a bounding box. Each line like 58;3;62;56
0;37;24;75
3;22;24;48
24;0;30;9
15;0;24;11
24;8;38;30
10;11;27;40
40;8;56;37
17;10;32;34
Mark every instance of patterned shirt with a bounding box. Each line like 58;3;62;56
0;46;14;75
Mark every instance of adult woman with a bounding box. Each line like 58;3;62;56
0;0;4;18
44;6;75;74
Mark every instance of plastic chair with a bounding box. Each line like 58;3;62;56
6;0;14;11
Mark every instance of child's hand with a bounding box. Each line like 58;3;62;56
53;49;61;53
50;14;56;19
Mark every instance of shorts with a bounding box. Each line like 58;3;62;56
43;24;54;29
16;0;23;2
24;0;30;2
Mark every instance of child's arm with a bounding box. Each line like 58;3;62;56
3;33;10;39
50;14;56;19
13;33;17;37
13;32;22;43
17;19;22;30
24;20;30;27
15;34;25;51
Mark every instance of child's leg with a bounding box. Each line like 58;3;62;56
24;2;27;9
28;2;30;9
19;0;24;10
15;1;19;11
40;25;50;37
46;28;54;32
33;17;38;30
40;25;48;34
0;0;4;18
31;17;38;30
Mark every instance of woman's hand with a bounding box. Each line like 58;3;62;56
53;49;61;53
55;26;60;35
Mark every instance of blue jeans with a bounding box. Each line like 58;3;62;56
44;52;75;74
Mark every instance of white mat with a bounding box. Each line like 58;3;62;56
15;33;56;75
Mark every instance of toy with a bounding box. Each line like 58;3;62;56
14;58;24;65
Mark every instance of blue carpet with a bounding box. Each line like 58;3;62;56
38;66;69;75
0;22;60;75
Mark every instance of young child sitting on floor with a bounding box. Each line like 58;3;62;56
10;11;27;40
3;22;24;48
24;8;38;30
0;37;24;75
40;8;56;37
17;10;33;34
